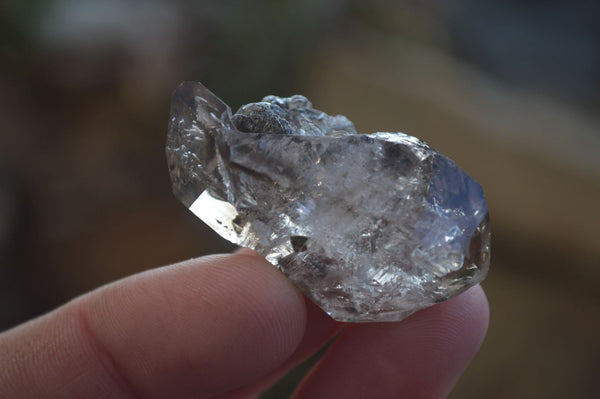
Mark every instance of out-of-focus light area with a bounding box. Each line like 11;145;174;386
1;1;599;397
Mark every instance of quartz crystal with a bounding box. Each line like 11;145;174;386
166;82;490;322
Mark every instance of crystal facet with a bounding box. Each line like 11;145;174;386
166;82;490;322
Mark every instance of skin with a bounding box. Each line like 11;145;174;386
0;250;489;398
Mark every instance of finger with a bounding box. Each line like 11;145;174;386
217;298;344;398
294;285;489;399
0;253;307;399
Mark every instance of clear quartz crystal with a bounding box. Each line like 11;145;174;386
166;82;490;322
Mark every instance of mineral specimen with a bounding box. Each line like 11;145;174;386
166;82;490;322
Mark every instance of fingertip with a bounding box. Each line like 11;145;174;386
455;284;490;352
295;285;490;399
125;252;309;396
233;247;263;257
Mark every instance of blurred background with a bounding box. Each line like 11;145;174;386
1;0;599;397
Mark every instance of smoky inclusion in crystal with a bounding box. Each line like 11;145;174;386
166;82;490;322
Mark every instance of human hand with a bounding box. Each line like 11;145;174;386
0;250;488;398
